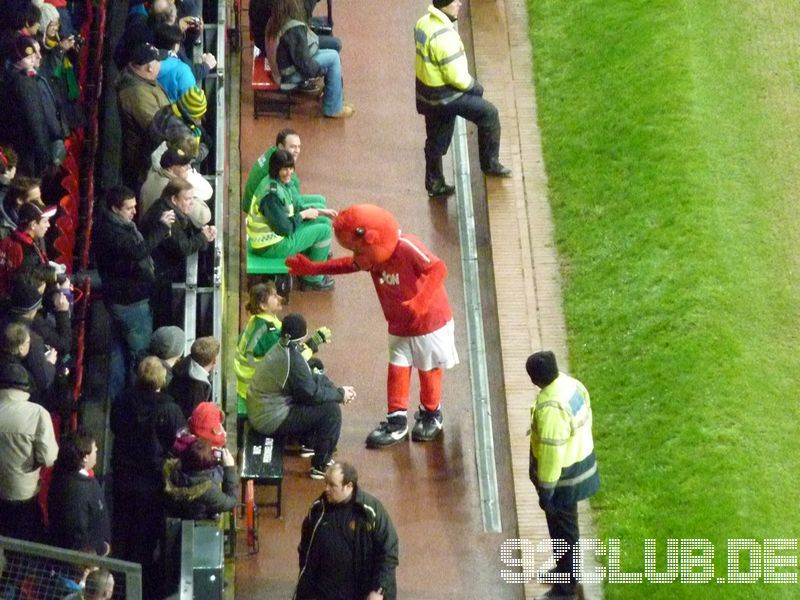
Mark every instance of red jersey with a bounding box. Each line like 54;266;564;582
368;234;452;337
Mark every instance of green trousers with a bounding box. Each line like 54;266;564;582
253;218;332;283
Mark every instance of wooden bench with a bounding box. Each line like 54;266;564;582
245;242;293;298
240;422;284;518
251;47;295;119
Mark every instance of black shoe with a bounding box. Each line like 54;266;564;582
411;406;443;442
299;275;335;291
365;416;408;449
483;162;512;177
427;181;456;199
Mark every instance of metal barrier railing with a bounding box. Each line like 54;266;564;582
0;535;141;600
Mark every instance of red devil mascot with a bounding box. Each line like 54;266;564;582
287;204;458;448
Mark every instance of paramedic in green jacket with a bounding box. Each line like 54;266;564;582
241;128;327;213
527;351;600;600
246;149;338;290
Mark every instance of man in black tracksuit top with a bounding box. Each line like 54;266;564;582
296;462;399;600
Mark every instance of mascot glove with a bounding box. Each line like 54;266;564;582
286;254;358;276
311;326;332;346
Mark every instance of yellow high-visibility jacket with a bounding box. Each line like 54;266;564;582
530;373;600;508
414;5;474;110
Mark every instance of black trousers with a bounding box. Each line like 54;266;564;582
0;496;45;542
544;503;579;595
423;93;501;188
275;401;341;471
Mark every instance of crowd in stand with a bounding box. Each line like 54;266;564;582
0;0;236;598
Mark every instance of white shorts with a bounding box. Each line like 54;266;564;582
388;320;459;371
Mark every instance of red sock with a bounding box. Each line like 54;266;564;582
387;364;412;414
418;368;442;412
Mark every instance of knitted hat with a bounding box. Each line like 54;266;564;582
281;313;307;341
39;3;60;35
129;42;160;66
188;402;226;447
18;201;56;229
11;35;37;63
177;86;207;120
149;326;185;360
9;282;43;314
433;0;454;7
0;361;30;392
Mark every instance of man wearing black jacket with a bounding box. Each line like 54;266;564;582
246;313;356;478
296;461;399;600
93;185;174;378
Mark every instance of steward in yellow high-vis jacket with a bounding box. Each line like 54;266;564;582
414;0;511;198
527;350;599;599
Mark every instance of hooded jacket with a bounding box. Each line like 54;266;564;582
167;355;212;419
140;142;212;227
246;339;343;435
162;457;238;520
297;487;399;600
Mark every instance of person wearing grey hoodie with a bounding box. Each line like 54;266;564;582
246;313;355;478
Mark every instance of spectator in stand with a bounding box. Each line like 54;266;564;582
0;356;58;542
0;285;57;408
247;314;354;479
149;84;210;164
167;336;219;418
38;5;83;132
0;146;18;234
47;427;112;555
93;185;174;379
63;569;115;600
0;201;57;295
0;34;68;178
234;282;331;436
241;128;327;214
0;175;40;240
37;0;77;39
115;42;171;191
163;438;237;520
266;0;354;118
0;1;41;62
247;149;336;291
149;325;185;386
250;0;341;56
141;139;212;227
139;178;216;327
153;22;197;102
110;356;185;597
173;400;227;453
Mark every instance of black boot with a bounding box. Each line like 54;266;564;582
425;154;455;198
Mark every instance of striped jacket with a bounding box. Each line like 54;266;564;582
529;373;600;508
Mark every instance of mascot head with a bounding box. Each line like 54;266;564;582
333;204;400;269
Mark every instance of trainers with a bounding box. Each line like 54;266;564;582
299;275;335;291
411;406;443;442
309;466;326;480
427;182;456;199
483;161;512;177
325;102;355;119
365;416;408;449
297;78;324;95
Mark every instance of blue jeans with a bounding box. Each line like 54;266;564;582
314;49;343;116
109;299;153;378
